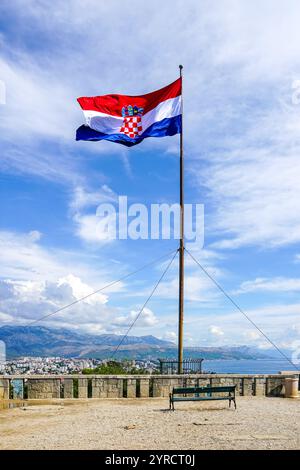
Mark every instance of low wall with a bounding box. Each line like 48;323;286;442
0;373;298;400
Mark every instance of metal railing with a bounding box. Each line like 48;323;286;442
158;358;204;375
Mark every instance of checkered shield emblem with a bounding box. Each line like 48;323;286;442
120;105;144;138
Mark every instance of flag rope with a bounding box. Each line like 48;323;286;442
185;248;299;371
111;249;179;358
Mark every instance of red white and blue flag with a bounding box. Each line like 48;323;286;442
76;78;182;147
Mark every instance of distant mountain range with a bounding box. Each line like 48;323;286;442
0;325;274;360
0;325;174;359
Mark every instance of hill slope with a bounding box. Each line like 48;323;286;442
0;325;272;360
0;325;175;358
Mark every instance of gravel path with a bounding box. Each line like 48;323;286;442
0;397;299;450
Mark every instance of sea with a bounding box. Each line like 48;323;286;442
202;359;299;374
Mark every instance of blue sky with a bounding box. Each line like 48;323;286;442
1;0;300;352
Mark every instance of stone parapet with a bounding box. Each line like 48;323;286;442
0;373;296;400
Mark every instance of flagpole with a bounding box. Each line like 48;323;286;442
178;64;184;374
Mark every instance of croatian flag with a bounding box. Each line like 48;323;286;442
76;78;182;147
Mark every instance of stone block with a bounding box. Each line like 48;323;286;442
232;378;242;396
197;378;210;388
266;377;284;397
64;378;73;398
152;378;162;397
139;378;150;398
185;378;197;387
107;378;123;398
78;378;88;398
152;378;172;397
210;377;222;394
254;378;265;396
242;378;254;396
0;378;9;399
27;379;60;399
210;377;221;386
208;377;239;397
92;378;108;398
126;379;136;398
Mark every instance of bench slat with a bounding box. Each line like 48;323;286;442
172;396;235;402
172;386;236;395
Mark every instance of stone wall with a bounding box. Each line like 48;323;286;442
0;373;296;400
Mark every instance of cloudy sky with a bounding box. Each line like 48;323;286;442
1;0;300;352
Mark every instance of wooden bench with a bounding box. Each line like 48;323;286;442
169;385;237;410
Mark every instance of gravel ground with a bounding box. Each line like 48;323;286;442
0;397;299;450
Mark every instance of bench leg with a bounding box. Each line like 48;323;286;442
229;397;237;409
169;393;175;411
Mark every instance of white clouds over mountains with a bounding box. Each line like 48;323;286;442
0;230;164;334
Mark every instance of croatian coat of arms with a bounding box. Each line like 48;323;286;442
120;105;144;138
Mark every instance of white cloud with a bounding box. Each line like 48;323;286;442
28;230;42;242
0;275;109;329
73;212;116;244
0;229;125;288
56;274;108;305
0;55;76;141
0;230;70;281
113;307;158;328
243;330;261;341
156;264;223;303
0;230;132;333
209;325;224;336
202;144;300;249
70;185;116;212
236;277;300;294
0;230;179;336
163;331;177;342
0;311;14;323
70;185;119;244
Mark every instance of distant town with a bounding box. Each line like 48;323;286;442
0;357;159;375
